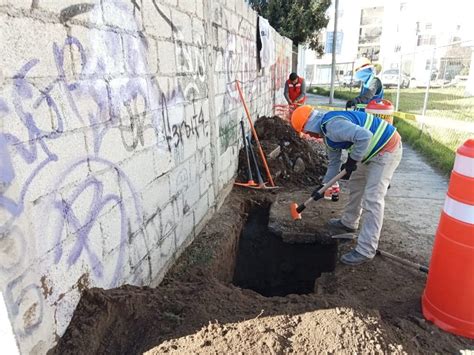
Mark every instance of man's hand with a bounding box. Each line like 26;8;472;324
340;156;358;180
311;185;324;200
345;100;355;110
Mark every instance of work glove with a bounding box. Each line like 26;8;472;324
340;156;358;180
345;100;355;110
311;185;324;201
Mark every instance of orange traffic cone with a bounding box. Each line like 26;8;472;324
422;139;474;339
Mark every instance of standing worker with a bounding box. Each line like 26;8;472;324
284;73;307;105
346;58;383;110
290;105;402;265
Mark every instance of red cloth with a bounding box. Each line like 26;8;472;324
287;77;306;104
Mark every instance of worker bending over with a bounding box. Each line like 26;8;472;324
284;72;306;105
291;106;402;265
346;58;383;110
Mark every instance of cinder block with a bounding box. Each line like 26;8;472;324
195;0;204;19
153;145;175;177
102;0;143;32
174;207;194;246
97;204;131;258
0;15;68;79
0;0;33;10
169;159;191;196
118;148;156;191
100;239;133;287
121;32;158;75
207;185;216;208
196;124;211;151
199;165;212;196
88;122;131;158
142;1;173;40
171;9;193;44
142;210;162;244
159;199;177;237
39;0;101;25
159;0;178;7
177;0;195;14
182;178;200;208
235;0;244;15
192;18;206;46
193;192;209;225
18;133;91;202
107;75;149;118
157;40;176;75
140;173;171;216
68;25;126;77
148;231;175;278
63;78;113;132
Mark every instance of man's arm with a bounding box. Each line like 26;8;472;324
324;117;373;161
323;148;343;183
354;77;381;104
284;81;291;104
295;79;306;102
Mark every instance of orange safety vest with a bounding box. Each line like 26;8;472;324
287;77;306;104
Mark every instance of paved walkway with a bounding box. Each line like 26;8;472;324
306;93;347;108
381;144;448;265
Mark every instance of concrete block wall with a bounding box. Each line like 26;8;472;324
0;0;292;353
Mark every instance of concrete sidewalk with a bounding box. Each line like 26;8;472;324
306;93;347;108
379;144;448;265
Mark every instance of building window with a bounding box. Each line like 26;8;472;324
417;34;436;46
357;46;380;61
425;23;432;30
358;6;383;60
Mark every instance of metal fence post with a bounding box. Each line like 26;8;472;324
422;47;436;116
350;61;354;93
396;54;402;111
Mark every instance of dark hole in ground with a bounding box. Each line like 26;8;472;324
232;202;338;297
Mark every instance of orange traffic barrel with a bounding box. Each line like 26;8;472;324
365;99;394;124
422;139;474;339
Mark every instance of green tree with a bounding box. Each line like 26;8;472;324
250;0;331;55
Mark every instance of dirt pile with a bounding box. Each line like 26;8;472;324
50;190;473;354
236;116;327;187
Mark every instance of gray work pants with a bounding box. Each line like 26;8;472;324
341;142;403;258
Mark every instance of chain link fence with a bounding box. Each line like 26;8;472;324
307;40;474;171
391;40;474;162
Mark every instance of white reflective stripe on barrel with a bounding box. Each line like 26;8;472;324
454;154;474;178
444;196;474;225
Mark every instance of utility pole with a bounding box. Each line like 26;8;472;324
329;0;339;104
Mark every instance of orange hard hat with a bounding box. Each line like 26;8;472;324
291;105;313;133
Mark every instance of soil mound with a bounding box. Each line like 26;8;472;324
236;116;327;187
50;192;474;354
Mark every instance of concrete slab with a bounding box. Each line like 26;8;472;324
268;189;348;244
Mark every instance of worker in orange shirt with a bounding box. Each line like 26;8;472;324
284;73;306;105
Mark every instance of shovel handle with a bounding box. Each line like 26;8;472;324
377;249;429;273
303;169;347;206
297;170;347;214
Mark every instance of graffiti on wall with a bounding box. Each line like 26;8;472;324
0;0;209;346
0;0;290;351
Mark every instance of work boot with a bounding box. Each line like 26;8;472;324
328;218;356;233
340;249;372;266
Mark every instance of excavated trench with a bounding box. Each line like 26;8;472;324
232;200;338;297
